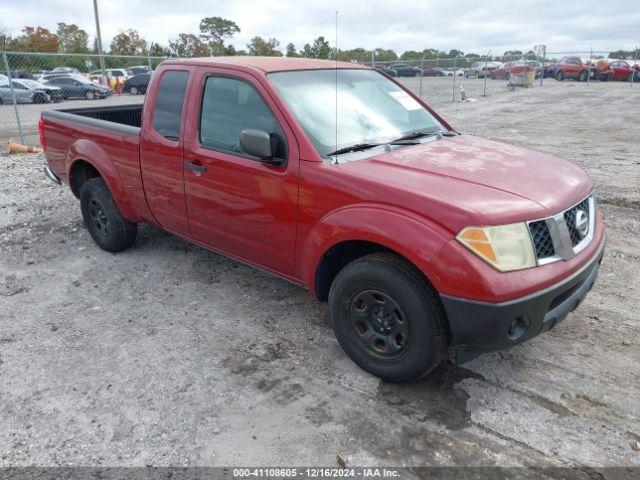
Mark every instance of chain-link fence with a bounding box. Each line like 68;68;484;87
0;51;171;145
1;49;638;145
368;49;639;107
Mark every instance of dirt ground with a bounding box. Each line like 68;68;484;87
1;79;639;471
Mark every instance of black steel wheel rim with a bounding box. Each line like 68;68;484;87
88;198;110;238
348;288;409;359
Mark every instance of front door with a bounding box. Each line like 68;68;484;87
182;69;299;275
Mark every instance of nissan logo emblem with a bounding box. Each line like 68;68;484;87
575;210;589;238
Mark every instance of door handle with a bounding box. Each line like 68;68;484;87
185;161;207;173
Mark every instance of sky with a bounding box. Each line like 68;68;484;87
1;0;639;55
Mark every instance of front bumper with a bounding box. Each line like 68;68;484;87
440;238;605;364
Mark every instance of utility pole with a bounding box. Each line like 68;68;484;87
93;0;107;86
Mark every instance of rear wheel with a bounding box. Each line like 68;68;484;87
328;253;449;382
80;178;137;252
130;85;139;95
579;70;588;82
85;90;95;100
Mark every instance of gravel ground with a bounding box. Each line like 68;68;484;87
0;79;639;470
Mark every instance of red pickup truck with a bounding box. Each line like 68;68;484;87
41;57;605;382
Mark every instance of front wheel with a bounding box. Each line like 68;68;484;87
328;253;449;382
130;86;139;95
556;70;564;81
85;90;95;100
579;70;588;82
80;178;137;252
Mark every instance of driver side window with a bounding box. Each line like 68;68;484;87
199;76;287;160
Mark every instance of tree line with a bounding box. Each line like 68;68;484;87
0;18;637;62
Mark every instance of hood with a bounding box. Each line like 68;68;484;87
339;134;592;230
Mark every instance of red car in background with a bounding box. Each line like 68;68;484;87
490;61;534;80
594;59;640;81
555;57;591;81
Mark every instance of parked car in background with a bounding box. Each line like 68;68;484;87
420;67;441;77
526;61;543;79
0;74;8;86
438;68;464;77
386;63;421;77
465;61;502;78
0;79;62;104
491;61;534;80
123;72;151;95
126;65;151;76
44;75;111;100
51;67;81;75
9;70;37;80
543;62;558;78
594;59;639;81
555;57;591;81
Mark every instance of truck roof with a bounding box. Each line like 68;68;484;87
163;56;370;73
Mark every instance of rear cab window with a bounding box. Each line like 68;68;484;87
153;70;190;140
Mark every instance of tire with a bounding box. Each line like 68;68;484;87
33;93;48;104
328;253;449;382
130;86;139;95
579;70;588;82
85;90;95;100
491;73;496;80
628;73;634;82
0;97;3;105
504;72;510;81
80;178;137;252
556;70;564;81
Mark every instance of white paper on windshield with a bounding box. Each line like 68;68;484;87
389;91;422;110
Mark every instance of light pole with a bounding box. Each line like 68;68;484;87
93;0;107;85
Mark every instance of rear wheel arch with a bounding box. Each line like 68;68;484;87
66;154;140;223
69;159;101;198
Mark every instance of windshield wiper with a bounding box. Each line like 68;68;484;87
327;138;425;157
392;128;457;142
327;143;382;156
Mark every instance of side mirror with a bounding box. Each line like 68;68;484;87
240;129;276;162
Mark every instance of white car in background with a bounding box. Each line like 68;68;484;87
0;74;9;86
465;61;503;78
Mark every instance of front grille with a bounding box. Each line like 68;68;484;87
526;194;594;265
529;220;555;259
564;198;590;246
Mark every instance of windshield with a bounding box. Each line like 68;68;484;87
268;69;445;159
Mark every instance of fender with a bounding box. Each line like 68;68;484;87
65;138;142;223
298;203;453;296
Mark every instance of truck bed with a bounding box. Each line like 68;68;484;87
42;104;142;135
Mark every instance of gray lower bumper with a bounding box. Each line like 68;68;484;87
441;239;605;364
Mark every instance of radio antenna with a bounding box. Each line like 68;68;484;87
334;10;339;165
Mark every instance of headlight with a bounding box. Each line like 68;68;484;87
457;223;536;272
